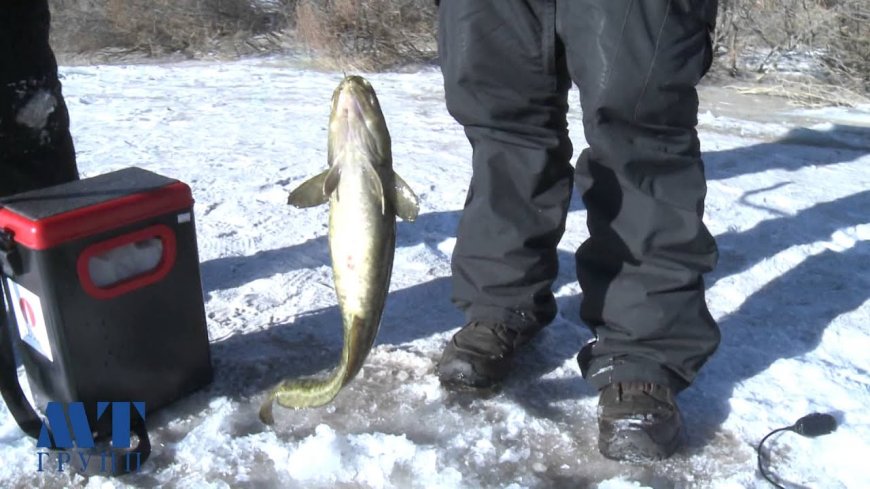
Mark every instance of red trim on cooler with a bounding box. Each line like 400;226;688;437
0;182;192;250
77;225;177;300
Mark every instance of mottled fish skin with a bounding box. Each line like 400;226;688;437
261;76;418;422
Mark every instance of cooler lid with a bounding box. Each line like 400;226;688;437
0;167;193;250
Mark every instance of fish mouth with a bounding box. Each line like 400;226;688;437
335;94;372;147
333;76;380;123
337;91;366;123
332;82;383;152
328;76;389;161
335;85;372;124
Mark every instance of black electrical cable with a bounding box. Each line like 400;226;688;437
757;427;791;489
757;413;838;488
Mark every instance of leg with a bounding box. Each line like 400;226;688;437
436;0;575;388
439;0;574;333
0;3;76;432
556;0;719;460
558;0;720;392
0;0;78;198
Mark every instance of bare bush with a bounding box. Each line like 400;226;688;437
290;0;437;70
820;0;869;89
45;0;867;99
713;0;869;96
50;0;436;68
51;0;292;59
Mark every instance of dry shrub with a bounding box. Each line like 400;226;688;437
820;1;869;90
294;0;437;71
45;0;868;95
50;0;124;54
730;79;870;108
51;0;291;59
714;0;869;95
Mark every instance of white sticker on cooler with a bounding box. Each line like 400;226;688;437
5;278;53;362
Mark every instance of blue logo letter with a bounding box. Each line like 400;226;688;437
36;402;94;449
96;401;146;449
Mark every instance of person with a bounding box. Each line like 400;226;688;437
1;0;78;198
0;0;78;439
435;0;721;462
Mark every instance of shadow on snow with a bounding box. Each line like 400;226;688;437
192;123;869;453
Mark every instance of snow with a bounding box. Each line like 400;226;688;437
15;89;57;130
1;57;868;488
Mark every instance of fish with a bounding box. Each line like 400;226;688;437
260;76;419;423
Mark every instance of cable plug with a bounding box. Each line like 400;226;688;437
790;412;837;438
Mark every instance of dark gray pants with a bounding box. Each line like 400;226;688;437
439;0;720;392
1;0;78;198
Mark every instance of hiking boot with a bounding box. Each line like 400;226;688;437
437;320;533;389
597;382;685;462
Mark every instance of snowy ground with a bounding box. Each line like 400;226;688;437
1;58;868;488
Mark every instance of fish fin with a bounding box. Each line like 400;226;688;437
392;172;420;222
323;164;342;201
259;386;279;425
259;397;275;425
287;170;330;208
362;165;386;215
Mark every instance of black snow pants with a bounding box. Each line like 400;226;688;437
439;0;720;392
1;0;78;198
0;0;78;440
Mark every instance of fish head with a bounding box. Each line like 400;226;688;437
328;76;391;168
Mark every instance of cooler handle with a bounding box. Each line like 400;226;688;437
77;224;177;300
0;229;23;277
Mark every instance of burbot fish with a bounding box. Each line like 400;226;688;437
260;76;419;422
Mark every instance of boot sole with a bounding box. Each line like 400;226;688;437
437;356;506;390
598;418;685;462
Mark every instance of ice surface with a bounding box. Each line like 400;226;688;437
0;58;867;488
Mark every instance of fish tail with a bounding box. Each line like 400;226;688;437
259;364;349;423
259;353;351;424
259;314;377;424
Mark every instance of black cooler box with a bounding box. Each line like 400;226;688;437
0;167;212;431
